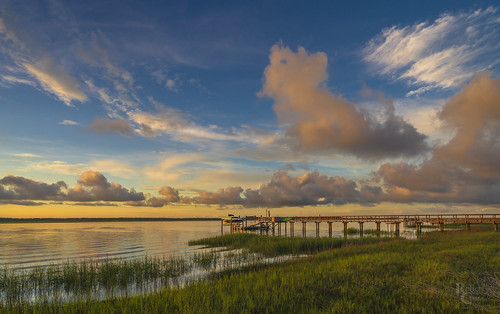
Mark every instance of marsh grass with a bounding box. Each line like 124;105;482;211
3;230;499;312
189;232;393;256
0;255;194;306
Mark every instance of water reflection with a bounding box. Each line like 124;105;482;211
0;220;422;270
0;221;222;270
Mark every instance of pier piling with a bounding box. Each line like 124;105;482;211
290;221;294;236
302;221;307;238
359;222;364;237
328;222;332;238
315;222;320;238
343;222;348;238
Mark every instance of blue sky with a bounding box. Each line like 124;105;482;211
1;0;499;217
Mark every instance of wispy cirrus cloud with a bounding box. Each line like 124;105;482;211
0;13;87;107
363;7;500;95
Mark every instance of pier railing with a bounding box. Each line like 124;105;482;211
258;214;499;224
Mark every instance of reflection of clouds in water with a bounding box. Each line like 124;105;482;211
0;221;222;270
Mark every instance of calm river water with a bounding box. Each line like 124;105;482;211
0;220;414;270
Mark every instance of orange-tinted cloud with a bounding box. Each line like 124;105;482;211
375;72;500;203
0;171;144;204
259;44;428;159
87;118;133;136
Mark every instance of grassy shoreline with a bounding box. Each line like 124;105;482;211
4;230;499;312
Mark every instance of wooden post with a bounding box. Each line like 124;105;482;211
395;222;400;236
302;221;307;238
328;222;333;238
494;222;498;232
221;219;224;235
439;222;444;232
266;222;269;235
315;222;320;238
230;223;234;234
359;222;364;237
290;221;294;237
278;222;281;236
284;221;287;236
466;223;471;231
272;222;275;236
343;222;348;238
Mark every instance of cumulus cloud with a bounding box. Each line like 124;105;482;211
259;44;428;159
363;7;500;95
87;118;133;136
0;175;67;200
68;171;144;202
171;170;360;208
0;171;144;204
374;73;500;203
128;186;181;207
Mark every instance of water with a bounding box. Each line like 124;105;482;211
0;221;222;270
0;220;418;270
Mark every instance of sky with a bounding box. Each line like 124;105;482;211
1;0;499;218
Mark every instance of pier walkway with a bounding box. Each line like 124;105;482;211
253;214;499;237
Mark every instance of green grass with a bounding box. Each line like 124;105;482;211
405;223;489;229
4;230;499;313
0;255;193;306
189;233;392;256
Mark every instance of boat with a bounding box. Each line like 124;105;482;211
222;214;244;225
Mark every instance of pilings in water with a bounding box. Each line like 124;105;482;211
494;222;498;232
315;222;320;238
439;222;444;232
272;222;275;236
277;222;281;236
359;222;364;237
395;222;400;236
328;222;333;238
466;223;471;231
416;222;422;234
302;221;307;238
290;221;294;236
343;222;348;238
376;222;381;237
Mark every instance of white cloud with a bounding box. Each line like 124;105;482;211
89;160;135;179
142;153;205;183
31;161;87;175
59;120;79;125
1;75;36;87
11;153;41;158
363;7;500;94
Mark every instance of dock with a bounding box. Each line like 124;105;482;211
235;214;500;237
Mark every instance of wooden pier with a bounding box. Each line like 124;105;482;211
254;214;499;237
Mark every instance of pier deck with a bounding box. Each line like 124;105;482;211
253;214;499;236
